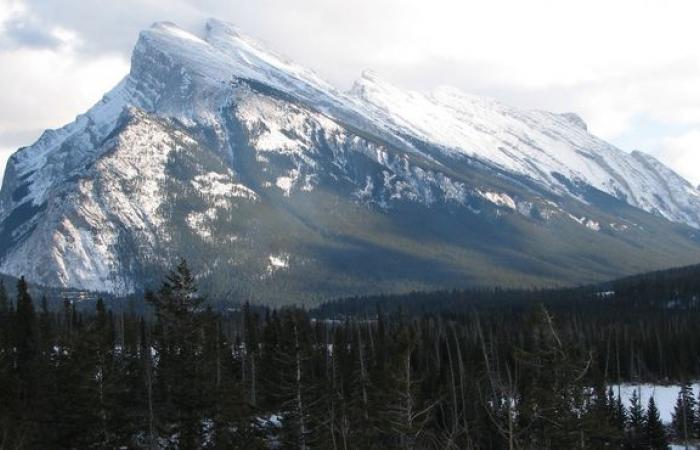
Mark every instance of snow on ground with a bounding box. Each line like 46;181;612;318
349;71;700;228
186;209;216;241
191;171;258;203
266;253;290;275
568;214;601;231
478;190;516;210
275;174;295;196
613;383;700;424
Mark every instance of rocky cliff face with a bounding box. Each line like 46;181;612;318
1;19;699;303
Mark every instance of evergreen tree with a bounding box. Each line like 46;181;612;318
0;279;8;313
625;387;646;450
671;382;696;442
584;380;623;446
0;279;16;450
510;305;591;449
14;277;37;407
644;396;668;450
269;313;314;450
610;387;627;433
2;260;700;448
148;259;211;449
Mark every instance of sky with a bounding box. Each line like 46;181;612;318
1;0;699;186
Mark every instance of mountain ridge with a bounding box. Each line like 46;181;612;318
1;19;699;303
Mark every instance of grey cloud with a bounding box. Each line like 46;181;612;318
3;0;700;184
0;129;43;181
1;16;62;50
0;129;43;150
15;0;206;56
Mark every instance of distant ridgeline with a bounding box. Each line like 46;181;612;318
313;262;700;317
311;262;700;382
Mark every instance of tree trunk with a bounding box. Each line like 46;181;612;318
294;325;307;450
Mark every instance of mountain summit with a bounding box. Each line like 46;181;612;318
1;20;699;303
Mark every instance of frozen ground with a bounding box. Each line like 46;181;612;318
612;383;700;424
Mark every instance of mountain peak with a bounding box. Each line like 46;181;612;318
352;70;394;88
348;70;406;105
560;112;588;131
205;17;242;40
3;18;700;299
146;21;207;44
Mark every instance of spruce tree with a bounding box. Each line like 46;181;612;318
610;387;627;433
148;259;210;449
626;389;645;449
644;396;668;450
14;277;37;406
0;279;16;449
671;382;696;442
0;279;8;313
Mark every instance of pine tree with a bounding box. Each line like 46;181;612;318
627;387;645;448
37;295;51;351
377;323;434;449
206;314;263;450
509;305;592;449
644;396;668;450
148;259;210;449
14;277;37;407
0;279;8;313
585;379;623;446
610;387;627;433
672;382;696;443
0;279;16;449
273;314;314;450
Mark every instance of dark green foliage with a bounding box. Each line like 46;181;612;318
644;397;668;450
671;382;696;443
14;277;37;409
3;261;700;448
0;279;8;312
627;388;646;449
148;259;214;449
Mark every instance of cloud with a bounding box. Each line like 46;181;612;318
655;131;700;186
0;1;129;181
1;0;700;183
1;16;61;49
0;148;13;183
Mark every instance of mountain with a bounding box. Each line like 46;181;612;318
1;19;699;304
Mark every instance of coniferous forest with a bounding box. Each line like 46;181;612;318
1;261;700;449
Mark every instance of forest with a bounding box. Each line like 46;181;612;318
1;261;700;449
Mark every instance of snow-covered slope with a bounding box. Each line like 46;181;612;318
0;19;699;301
348;72;700;228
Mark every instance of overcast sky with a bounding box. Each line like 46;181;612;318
1;0;699;185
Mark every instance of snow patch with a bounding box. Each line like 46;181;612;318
567;214;600;231
276;175;294;196
478;190;516;210
191;171;257;204
185;208;217;241
614;383;700;424
266;253;290;274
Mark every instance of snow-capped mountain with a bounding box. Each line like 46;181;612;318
1;19;699;303
349;72;700;228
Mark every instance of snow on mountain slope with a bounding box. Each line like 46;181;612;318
1;110;194;292
1;19;700;298
6;19;695;228
348;72;700;228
